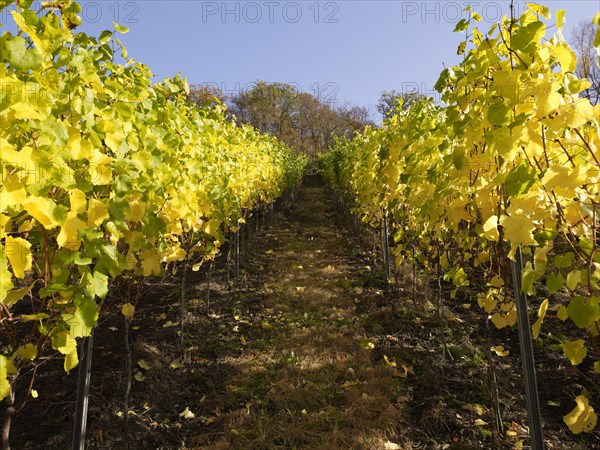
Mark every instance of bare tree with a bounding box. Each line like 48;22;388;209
337;104;374;137
227;81;374;157
570;21;600;105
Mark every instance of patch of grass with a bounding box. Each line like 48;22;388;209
360;314;384;333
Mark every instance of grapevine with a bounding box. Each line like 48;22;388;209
321;3;600;433
0;0;306;413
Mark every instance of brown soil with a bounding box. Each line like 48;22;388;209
5;175;600;449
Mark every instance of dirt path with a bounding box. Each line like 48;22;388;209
195;175;405;449
14;176;411;450
16;176;598;449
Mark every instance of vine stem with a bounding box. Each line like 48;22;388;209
123;316;131;450
206;261;213;316
2;379;15;450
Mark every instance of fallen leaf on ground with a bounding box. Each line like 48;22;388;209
393;364;413;378
506;421;528;436
462;403;485;415
179;407;196;419
169;361;183;369
491;345;509;356
137;360;151;370
359;338;375;349
341;380;361;389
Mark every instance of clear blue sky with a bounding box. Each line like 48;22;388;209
3;1;600;119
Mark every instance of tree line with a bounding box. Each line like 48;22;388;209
187;81;373;158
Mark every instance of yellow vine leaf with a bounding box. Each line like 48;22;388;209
525;3;551;19
482;215;499;241
536;81;562;117
0;216;9;235
2;284;33;309
103;121;125;152
541;164;587;195
478;291;498;314
204;219;222;239
64;350;79;374
164;244;186;263
531;299;549;339
54;332;77;356
89;149;113;185
4;236;32;279
557;305;569;321
57;212;86;249
563;339;587;365
121;303;135;318
124;194;146;222
551;44;577;73
491;305;517;329
15;343;37;361
565;99;596;128
0;246;14;304
556;9;566;31
11;11;48;52
141;249;162;276
499;213;536;248
10;101;46;120
22;196;59;229
0;356;17;401
87;199;109;227
566;270;582;291
69;189;87;213
0;143;35;183
488;276;504;288
17;219;34;233
564;395;597;434
0;174;27;207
